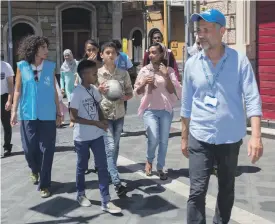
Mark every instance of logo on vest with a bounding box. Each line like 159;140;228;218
44;76;51;86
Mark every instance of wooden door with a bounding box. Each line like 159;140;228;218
62;31;89;60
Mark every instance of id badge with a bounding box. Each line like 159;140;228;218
204;95;218;107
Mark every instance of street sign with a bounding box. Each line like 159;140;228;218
170;0;184;6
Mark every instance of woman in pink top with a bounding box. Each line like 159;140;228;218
134;43;181;180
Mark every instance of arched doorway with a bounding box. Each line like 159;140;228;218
132;30;142;63
12;23;34;71
62;8;91;60
56;2;97;72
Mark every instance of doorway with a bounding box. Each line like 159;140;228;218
62;8;91;60
132;30;143;63
12;23;34;71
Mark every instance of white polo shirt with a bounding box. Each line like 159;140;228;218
1;61;14;95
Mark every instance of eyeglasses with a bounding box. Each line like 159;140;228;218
33;70;39;82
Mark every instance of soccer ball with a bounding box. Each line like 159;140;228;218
105;80;123;101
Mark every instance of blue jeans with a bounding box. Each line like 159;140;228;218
143;110;173;170
20;120;56;190
107;117;124;165
74;136;110;205
103;134;121;186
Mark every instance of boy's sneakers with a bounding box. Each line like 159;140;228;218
40;189;51;198
77;195;92;207
115;184;127;196
101;202;122;214
30;173;39;185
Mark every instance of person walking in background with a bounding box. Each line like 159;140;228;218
143;30;180;81
74;39;103;86
187;34;202;56
11;35;61;198
134;42;181;180
60;49;78;127
112;39;134;137
181;9;263;223
70;59;122;213
1;60;14;157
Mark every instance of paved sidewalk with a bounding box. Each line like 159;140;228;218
1;98;275;223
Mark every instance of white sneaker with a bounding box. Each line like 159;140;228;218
77;195;91;207
101;201;122;214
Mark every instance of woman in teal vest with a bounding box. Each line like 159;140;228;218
11;35;61;198
60;49;78;127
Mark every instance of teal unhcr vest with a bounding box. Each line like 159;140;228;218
17;60;56;120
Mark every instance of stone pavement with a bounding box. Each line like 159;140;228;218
1;98;275;224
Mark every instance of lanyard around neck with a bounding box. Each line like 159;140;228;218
201;56;228;93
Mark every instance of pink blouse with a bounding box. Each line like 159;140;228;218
134;64;182;116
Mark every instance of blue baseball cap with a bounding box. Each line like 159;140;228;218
190;9;226;27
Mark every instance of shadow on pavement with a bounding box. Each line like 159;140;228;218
55;146;75;153
122;178;167;195
167;168;189;179
112;193;178;217
235;165;261;177
50;180;98;195
120;131;146;137
1;150;24;158
117;162;146;174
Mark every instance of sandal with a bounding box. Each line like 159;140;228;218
145;162;152;176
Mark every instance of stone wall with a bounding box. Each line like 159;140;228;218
1;1;112;65
1;1;59;62
193;0;236;45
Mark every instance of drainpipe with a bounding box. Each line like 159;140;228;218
167;0;171;48
142;2;148;50
163;0;168;46
8;0;13;66
184;0;190;62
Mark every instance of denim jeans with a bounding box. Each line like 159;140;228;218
143;109;173;170
20;120;56;190
74;136;110;205
103;133;121;186
187;134;242;224
107;117;124;165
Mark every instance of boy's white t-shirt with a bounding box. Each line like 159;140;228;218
70;84;105;141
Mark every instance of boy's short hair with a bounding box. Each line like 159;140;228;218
77;59;97;78
101;42;117;53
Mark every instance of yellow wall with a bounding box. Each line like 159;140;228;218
146;2;185;61
170;8;185;61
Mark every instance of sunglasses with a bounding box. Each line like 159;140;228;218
33;70;39;82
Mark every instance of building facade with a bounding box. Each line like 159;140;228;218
1;1;122;73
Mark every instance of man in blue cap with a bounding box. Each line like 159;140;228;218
180;9;263;223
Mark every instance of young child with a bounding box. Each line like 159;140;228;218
70;59;121;213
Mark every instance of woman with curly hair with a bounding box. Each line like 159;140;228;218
11;35;61;198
